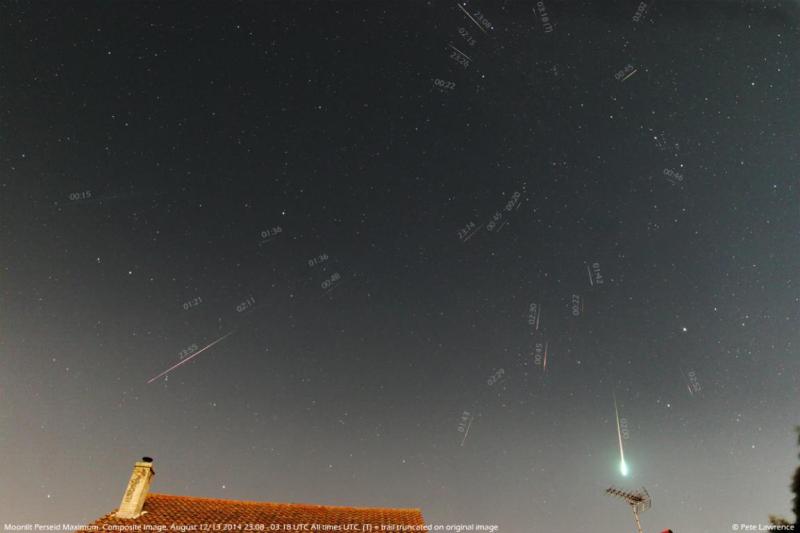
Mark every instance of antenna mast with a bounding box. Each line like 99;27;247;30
605;486;652;533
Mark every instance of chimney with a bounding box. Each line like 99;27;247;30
115;457;155;519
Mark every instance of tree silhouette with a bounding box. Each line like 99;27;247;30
794;425;800;529
769;426;800;528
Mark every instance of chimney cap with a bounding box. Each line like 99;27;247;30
142;456;154;463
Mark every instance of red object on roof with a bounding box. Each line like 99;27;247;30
79;493;426;530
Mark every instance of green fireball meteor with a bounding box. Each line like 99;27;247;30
613;392;629;476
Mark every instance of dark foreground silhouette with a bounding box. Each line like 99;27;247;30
769;426;800;528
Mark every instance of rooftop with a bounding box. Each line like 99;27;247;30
81;493;426;530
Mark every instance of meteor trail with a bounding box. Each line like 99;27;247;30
622;68;638;81
679;367;694;396
542;341;549;372
461;223;483;242
460;415;473;447
147;331;236;384
456;3;488;34
447;43;472;61
613;392;628;476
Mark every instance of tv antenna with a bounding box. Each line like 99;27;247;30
605;486;652;533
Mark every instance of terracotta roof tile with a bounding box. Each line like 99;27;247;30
80;494;426;531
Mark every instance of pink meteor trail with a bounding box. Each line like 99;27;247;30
147;330;235;384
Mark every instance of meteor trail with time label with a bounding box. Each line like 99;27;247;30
613;391;629;477
147;330;236;384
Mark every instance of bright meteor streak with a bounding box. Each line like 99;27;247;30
147;330;236;384
613;391;628;476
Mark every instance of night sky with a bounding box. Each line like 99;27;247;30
2;1;800;532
